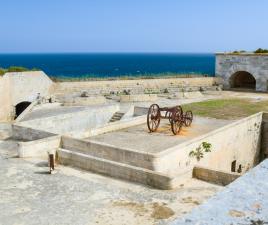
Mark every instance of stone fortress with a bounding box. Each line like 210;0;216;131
216;52;268;91
0;55;268;224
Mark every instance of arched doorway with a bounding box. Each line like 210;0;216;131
15;101;31;119
229;71;256;89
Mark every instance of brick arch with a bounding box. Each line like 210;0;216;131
229;71;256;89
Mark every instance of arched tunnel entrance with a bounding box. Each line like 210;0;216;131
230;71;256;90
15;101;31;119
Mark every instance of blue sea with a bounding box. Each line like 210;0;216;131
0;53;215;79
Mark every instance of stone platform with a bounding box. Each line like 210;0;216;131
86;117;231;154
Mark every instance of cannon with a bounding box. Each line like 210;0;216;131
147;104;193;135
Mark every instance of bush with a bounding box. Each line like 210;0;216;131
7;66;29;72
0;66;40;76
232;50;246;54
254;48;268;53
0;68;7;76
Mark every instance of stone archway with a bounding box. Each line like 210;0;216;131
15;101;31;119
229;71;256;89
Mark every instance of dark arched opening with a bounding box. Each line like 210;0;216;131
230;71;256;89
15;101;31;119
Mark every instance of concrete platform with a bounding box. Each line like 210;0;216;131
86;116;232;154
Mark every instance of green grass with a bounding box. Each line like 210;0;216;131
182;98;268;120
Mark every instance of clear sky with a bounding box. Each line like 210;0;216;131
0;0;267;53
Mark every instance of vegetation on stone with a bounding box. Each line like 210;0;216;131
189;142;212;161
0;66;40;76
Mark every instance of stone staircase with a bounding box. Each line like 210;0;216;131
57;136;189;189
109;112;124;122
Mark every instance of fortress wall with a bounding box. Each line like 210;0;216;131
216;54;268;91
0;71;53;122
155;113;263;176
6;71;53;105
53;77;222;95
17;104;119;138
0;76;12;122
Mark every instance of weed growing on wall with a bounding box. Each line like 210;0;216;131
189;142;212;161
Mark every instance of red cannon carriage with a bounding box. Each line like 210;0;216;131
147;104;193;135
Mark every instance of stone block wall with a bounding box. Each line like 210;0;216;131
216;53;268;91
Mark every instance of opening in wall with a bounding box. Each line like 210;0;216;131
231;160;236;172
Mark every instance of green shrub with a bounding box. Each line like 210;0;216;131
0;68;7;76
232;50;246;54
7;66;29;72
0;66;40;75
254;48;268;53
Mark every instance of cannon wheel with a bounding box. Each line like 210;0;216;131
147;104;160;132
171;108;183;135
184;111;193;127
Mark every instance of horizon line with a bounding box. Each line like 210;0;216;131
0;51;215;54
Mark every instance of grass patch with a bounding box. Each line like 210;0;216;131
0;66;40;76
182;98;268;120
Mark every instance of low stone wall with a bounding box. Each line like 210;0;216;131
12;125;56;141
133;106;148;116
193;166;240;186
88;115;147;137
155;112;263;176
62;96;107;106
119;94;158;102
17;135;61;158
170;159;268;225
17;104;119;138
0;122;12;139
54;77;221;96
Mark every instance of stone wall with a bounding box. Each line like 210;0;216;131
12;125;56;141
216;53;268;91
17;104;119;138
54;77;221;96
155;112;263;176
0;76;12;122
170;159;268;225
7;71;53;105
0;71;54;122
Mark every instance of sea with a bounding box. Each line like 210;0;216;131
0;53;215;79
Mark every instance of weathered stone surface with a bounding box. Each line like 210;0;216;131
170;159;268;225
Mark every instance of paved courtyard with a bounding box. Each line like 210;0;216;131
0;139;221;225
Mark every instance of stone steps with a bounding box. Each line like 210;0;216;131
109;112;124;122
61;136;155;170
57;148;187;189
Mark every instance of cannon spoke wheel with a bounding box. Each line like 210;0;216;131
147;104;160;132
184;111;193;127
171;108;183;135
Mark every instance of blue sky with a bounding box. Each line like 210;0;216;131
0;0;267;53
